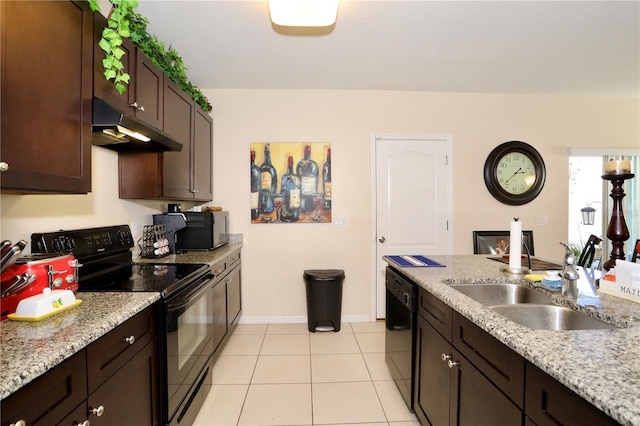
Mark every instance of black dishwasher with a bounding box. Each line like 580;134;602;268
385;267;417;410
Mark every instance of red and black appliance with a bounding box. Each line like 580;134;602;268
31;225;218;426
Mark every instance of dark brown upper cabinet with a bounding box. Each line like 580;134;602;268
1;0;93;194
118;80;213;202
93;13;163;132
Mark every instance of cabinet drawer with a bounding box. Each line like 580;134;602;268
87;306;157;392
525;362;618;426
417;287;452;341
226;265;242;329
210;258;227;283
1;350;87;426
453;312;525;408
227;251;241;270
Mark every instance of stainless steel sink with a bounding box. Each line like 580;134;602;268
450;284;552;305
490;304;617;330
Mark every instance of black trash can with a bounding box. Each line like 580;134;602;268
303;269;345;332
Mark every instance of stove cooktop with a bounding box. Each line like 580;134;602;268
79;263;208;296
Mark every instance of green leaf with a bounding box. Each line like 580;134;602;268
112;47;126;60
105;69;117;80
98;38;111;54
115;83;126;95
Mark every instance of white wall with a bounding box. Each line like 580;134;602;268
2;89;638;323
207;89;638;322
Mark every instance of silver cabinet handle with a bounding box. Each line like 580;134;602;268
447;359;459;369
379;236;386;243
124;335;135;345
74;421;90;426
441;353;451;362
90;405;105;417
129;102;145;112
0;162;8;172
10;420;26;426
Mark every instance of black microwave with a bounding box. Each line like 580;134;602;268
156;211;229;251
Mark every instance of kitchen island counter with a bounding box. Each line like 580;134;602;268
387;255;640;426
0;292;159;400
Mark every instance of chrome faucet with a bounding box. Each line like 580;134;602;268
560;242;579;298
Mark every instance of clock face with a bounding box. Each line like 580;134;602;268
483;141;546;205
496;152;537;195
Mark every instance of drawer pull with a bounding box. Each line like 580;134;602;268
90;405;105;417
73;421;90;426
441;353;451;362
447;359;459;369
10;420;26;426
124;335;135;345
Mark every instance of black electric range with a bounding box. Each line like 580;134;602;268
30;224;217;426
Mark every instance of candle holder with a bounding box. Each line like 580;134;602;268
601;173;634;271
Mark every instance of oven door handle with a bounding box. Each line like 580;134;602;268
166;275;213;311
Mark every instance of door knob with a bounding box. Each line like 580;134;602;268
379;236;386;243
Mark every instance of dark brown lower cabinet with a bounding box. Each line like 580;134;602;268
0;351;88;426
525;363;619;426
1;306;159;426
414;313;522;426
413;286;619;426
88;338;160;426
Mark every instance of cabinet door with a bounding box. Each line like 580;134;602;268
212;280;228;354
163;79;194;199
193;107;213;201
93;13;136;114
525;363;618;426
0;351;88;426
87;339;160;426
1;0;92;194
226;265;242;330
451;347;523;426
414;314;451;426
452;312;525;407
134;54;164;130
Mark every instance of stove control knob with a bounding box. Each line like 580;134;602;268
53;277;63;288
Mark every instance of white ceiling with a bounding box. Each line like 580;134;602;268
135;0;640;97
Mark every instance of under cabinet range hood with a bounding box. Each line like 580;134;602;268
91;98;182;152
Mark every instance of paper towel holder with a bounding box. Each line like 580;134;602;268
500;240;533;275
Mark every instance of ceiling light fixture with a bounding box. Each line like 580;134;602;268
268;0;339;27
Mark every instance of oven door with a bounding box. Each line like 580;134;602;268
164;274;215;424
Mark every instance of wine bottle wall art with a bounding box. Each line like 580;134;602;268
249;142;332;224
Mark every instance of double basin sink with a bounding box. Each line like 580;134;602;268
449;283;617;330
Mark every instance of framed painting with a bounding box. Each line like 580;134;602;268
250;142;332;224
473;230;535;256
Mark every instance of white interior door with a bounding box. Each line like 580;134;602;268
372;135;451;319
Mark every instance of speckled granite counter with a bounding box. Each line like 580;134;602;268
134;243;243;266
387;255;640;426
0;292;159;400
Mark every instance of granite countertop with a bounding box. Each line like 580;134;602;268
387;255;640;426
0;292;160;400
134;243;243;266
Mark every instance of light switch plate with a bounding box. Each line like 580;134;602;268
536;215;548;226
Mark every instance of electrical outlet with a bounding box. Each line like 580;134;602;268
536;215;548;227
333;216;349;227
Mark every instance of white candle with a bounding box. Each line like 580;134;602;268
509;219;522;269
604;159;631;175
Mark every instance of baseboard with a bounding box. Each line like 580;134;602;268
239;314;375;324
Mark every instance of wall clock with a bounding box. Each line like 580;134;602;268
483;141;546;205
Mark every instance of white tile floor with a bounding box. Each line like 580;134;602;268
193;321;419;426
